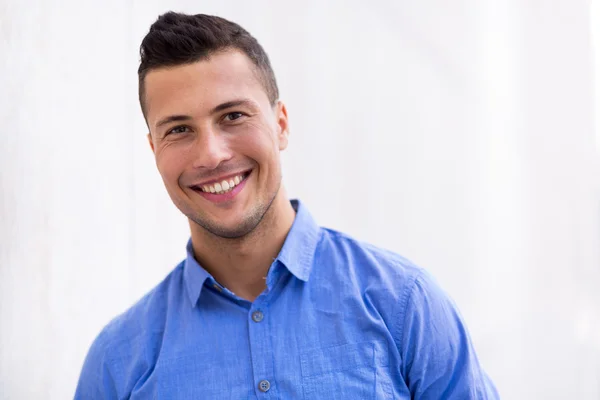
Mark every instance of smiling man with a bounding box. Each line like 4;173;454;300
75;12;499;399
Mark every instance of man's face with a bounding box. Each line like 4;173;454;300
144;50;289;238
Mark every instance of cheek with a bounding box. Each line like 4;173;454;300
233;121;279;159
156;147;189;185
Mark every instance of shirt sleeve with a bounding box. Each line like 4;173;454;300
396;271;499;399
74;330;119;400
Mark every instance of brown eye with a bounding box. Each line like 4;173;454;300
224;112;244;121
167;126;190;135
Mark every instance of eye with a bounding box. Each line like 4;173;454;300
166;125;191;135
223;112;245;122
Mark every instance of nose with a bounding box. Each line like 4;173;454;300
191;128;233;170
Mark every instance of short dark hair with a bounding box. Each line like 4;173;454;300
138;12;279;117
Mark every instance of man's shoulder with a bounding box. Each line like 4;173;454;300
90;261;185;355
315;226;427;311
318;226;423;280
320;229;461;317
75;262;186;397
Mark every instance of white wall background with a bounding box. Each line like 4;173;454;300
1;0;599;399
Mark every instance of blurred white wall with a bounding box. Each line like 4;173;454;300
1;1;599;399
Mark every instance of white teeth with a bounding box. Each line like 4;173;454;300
199;173;246;194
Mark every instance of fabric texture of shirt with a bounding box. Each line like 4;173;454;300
75;199;499;399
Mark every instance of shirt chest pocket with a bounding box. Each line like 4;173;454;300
300;341;387;399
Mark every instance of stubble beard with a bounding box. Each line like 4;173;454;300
186;179;281;240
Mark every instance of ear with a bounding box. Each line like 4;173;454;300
275;101;290;151
147;132;155;154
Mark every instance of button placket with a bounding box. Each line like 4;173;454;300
248;303;276;397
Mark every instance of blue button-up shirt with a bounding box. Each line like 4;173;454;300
75;200;498;399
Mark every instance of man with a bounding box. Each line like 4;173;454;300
75;11;499;399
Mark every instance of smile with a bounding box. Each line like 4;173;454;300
192;171;251;195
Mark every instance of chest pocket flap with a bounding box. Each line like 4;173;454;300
300;341;388;399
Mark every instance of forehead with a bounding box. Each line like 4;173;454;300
144;50;269;124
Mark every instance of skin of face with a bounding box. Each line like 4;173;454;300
144;50;290;239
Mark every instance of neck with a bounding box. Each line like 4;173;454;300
188;190;296;302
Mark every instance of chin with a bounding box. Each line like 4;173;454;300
206;221;259;239
190;211;264;239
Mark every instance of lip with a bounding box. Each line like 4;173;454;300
191;170;251;204
191;169;252;188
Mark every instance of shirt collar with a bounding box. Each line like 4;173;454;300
276;199;321;282
182;199;321;307
183;239;211;307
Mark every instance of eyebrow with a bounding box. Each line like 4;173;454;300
211;99;257;114
154;98;258;129
155;115;192;129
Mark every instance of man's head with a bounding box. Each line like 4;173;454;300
138;12;279;117
139;12;290;239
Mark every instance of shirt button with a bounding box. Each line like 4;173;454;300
258;379;271;392
251;310;264;323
